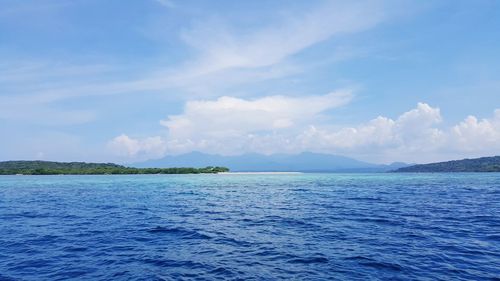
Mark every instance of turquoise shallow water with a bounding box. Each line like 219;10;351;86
0;173;499;280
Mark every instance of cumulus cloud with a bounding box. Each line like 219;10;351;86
306;103;444;150
294;103;447;162
160;90;353;139
108;95;500;163
296;105;499;162
450;109;500;152
108;91;352;158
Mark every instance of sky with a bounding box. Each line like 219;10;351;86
1;0;499;164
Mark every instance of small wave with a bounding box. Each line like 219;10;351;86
49;270;88;279
260;215;317;229
99;205;118;210
27;234;64;245
362;261;403;271
467;215;497;219
142;258;207;270
254;248;280;257
214;237;253;248
146;226;211;240
485;234;500;241
346;256;403;271
347;197;383;202
0;274;16;281
344;255;373;261
351;217;402;226
2;211;51;219
209;267;235;276
288;256;329;264
62;246;88;252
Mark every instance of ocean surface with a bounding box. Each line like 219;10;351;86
0;173;499;280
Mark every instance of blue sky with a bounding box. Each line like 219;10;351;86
1;0;499;163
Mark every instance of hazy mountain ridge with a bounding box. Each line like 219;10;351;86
394;156;500;172
134;152;409;172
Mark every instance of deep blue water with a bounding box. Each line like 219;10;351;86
0;173;499;280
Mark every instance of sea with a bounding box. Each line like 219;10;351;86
0;173;499;280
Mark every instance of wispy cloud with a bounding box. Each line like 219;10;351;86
0;61;113;125
180;1;385;72
0;0;390;107
164;1;389;94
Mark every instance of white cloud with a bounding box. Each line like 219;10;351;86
169;1;388;93
181;1;386;73
294;104;499;162
108;91;352;158
450;109;500;152
109;98;500;163
294;103;446;158
160;90;353;144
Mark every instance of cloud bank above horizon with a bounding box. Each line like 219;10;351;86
109;93;500;163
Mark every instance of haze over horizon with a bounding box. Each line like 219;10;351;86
1;0;499;164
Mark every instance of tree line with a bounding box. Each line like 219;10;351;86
0;161;229;175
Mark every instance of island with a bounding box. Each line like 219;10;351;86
0;161;229;175
393;156;500;172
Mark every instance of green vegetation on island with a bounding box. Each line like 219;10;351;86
0;161;229;175
393;156;500;172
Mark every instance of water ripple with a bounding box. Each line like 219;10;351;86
146;226;212;240
0;173;499;280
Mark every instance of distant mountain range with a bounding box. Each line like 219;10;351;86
133;152;410;172
394;156;500;172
